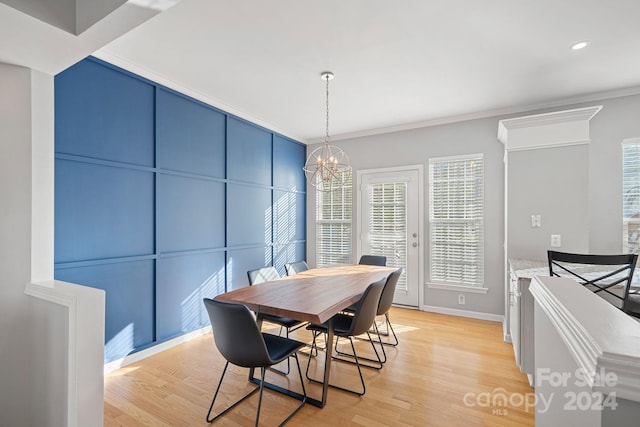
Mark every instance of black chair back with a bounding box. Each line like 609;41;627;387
345;279;386;337
285;261;309;276
248;266;280;285
358;255;387;266
377;269;402;316
203;298;271;367
547;250;638;311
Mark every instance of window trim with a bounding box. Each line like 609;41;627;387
428;152;485;289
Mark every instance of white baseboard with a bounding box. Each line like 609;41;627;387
104;326;212;374
423;305;504;323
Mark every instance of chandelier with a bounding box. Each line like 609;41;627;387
303;71;351;192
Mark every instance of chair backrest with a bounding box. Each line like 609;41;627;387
285;260;309;276
203;298;272;367
377;269;402;316
344;279;386;337
358;255;387;266
247;266;280;285
547;250;638;310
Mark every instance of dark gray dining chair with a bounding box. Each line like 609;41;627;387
247;265;280;284
305;279;385;396
285;260;309;276
247;266;305;374
371;268;402;349
548;250;638;314
358;255;387;266
337;268;402;368
625;291;640;319
202;298;306;426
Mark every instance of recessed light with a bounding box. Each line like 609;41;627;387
570;41;589;50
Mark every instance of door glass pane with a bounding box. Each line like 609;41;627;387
368;181;407;290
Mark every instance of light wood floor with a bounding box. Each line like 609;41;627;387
104;308;535;426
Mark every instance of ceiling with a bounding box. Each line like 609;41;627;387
5;0;640;143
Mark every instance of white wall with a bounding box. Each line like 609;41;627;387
507;144;590;260
0;63;69;427
588;95;640;253
307;115;506;316
306;92;640;317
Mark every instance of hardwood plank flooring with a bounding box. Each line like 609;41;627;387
104;308;535;426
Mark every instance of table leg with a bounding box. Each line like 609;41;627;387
321;318;334;407
246;317;331;409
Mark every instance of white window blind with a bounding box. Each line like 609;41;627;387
429;154;484;287
368;181;408;291
316;172;353;267
623;140;640;254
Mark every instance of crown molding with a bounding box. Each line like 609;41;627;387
498;105;602;131
314;87;640;144
505;139;590;152
497;105;602;150
92;49;640;146
497;105;602;145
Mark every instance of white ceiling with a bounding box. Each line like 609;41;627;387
6;0;640;143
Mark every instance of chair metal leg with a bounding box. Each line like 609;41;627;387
380;312;399;347
305;334;367;396
354;313;399;348
361;313;399;346
206;361;260;423
371;321;388;363
305;330;320;380
255;367;266;427
278;353;307;427
333;330;384;369
209;359;306;426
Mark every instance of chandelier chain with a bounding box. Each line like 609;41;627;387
325;74;330;143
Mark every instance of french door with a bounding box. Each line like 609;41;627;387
358;166;422;307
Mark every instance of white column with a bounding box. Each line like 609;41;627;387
0;62;105;427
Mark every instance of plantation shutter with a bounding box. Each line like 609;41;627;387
316;172;353;267
367;181;408;291
623;140;640;254
429;154;484;287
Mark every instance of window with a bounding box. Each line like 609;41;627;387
316;172;353;267
623;139;640;254
428;154;484;287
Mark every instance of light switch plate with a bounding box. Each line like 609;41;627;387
551;234;561;247
531;215;542;228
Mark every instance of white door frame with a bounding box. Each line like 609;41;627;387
356;164;424;308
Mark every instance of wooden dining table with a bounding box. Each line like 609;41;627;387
214;264;398;408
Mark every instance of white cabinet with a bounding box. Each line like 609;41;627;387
508;268;521;366
508;259;547;386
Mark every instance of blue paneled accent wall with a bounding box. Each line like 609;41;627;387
54;57;306;363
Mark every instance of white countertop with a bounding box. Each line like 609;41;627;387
509;258;548;279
